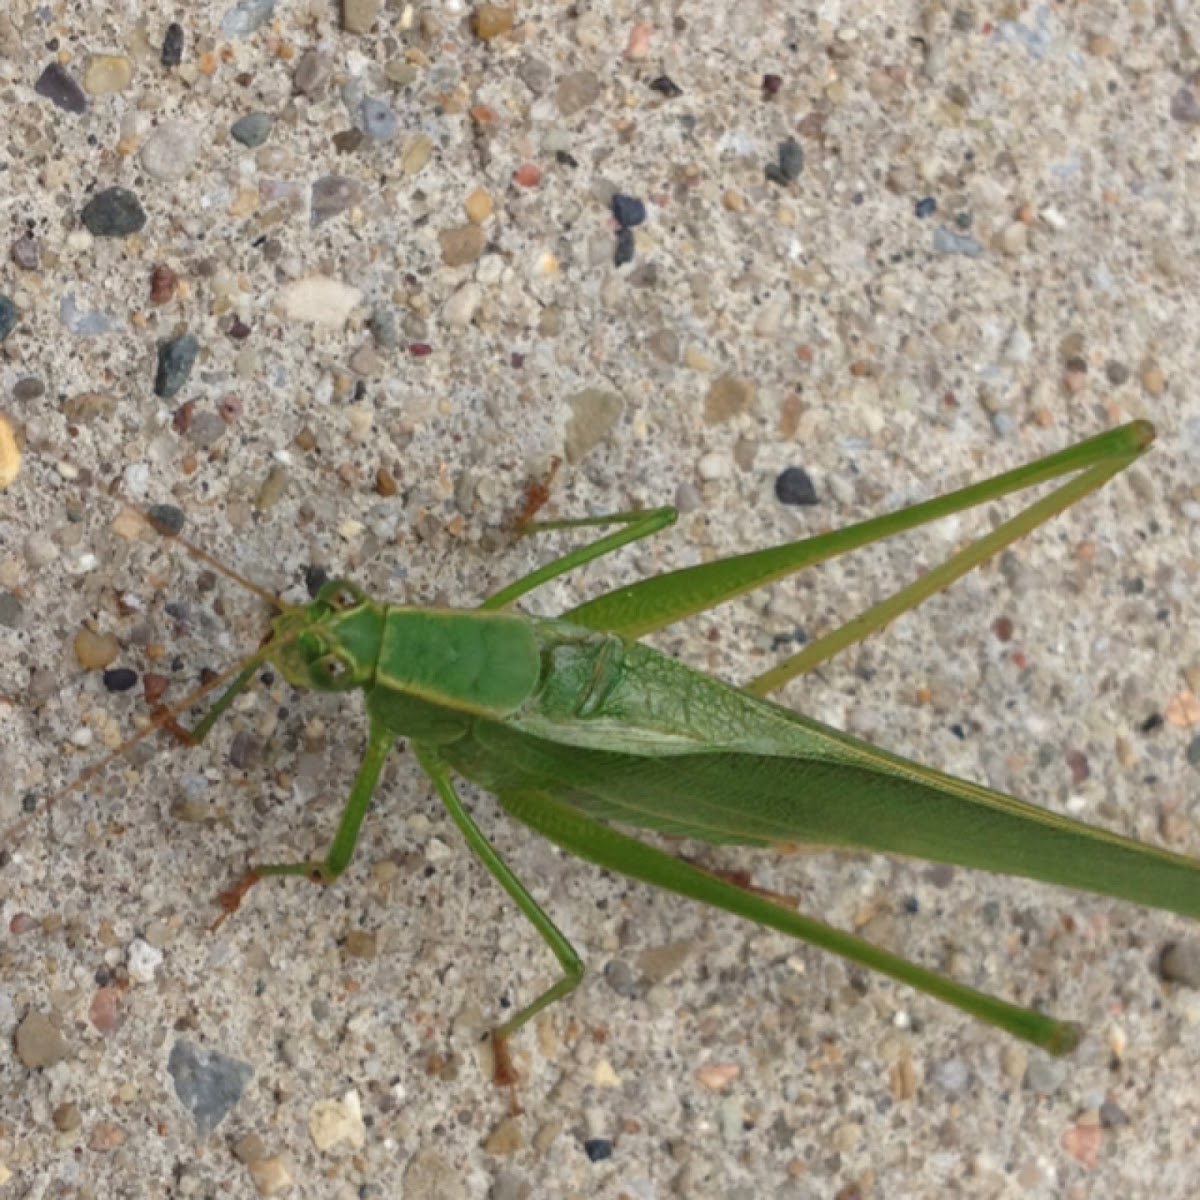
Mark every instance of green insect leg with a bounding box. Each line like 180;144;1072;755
414;746;583;1085
213;720;395;924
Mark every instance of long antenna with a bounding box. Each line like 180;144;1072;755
143;508;288;613
1;636;283;850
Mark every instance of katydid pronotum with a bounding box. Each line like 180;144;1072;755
17;419;1200;1082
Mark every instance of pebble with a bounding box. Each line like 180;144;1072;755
403;1147;467;1199
930;1057;970;1093
439;224;486;267
703;374;754;423
307;1090;366;1151
15;1011;69;1068
0;591;22;625
464;187;493;223
584;1138;613;1162
342;0;383;35
359;96;398;139
368;305;398;347
649;75;683;97
275;276;363;326
231;111;273;147
247;1156;295;1196
127;937;164;983
1023;1055;1066;1095
221;0;277;39
1170;87;1200;124
141;120;202;180
34;62;88;114
24;533;59;568
147;503;186;536
60;293;121;335
611;193;647;228
1159;941;1200;986
102;667;138;692
89;987;122;1035
293;48;332;96
564;387;624;463
311;175;363;225
155;333;200;398
53;1102;83;1132
697;451;732;480
75;627;121;670
775;466;819;506
83;54;133;95
0;294;15;341
556;70;603;116
167;1039;254;1136
442;280;482;327
933;227;983;257
10;233;38;270
81;187;146;237
474;4;516;41
915;196;937;218
613;226;635;266
161;21;185;67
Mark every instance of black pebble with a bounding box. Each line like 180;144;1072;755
614;226;635;267
34;63;88;114
155;334;200;398
648;75;683;98
147;504;186;537
583;1138;613;1163
0;294;16;342
915;196;937;218
103;668;139;693
775;466;819;506
611;193;646;228
81;188;147;238
162;22;185;67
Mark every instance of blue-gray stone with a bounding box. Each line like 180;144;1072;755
155;334;200;398
167;1040;254;1137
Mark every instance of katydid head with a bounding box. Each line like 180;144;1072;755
267;579;384;694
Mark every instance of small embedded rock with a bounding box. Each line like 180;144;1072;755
81;188;146;237
35;63;88;114
16;1011;69;1068
231;111;273;147
775;466;819;506
155;334;200;398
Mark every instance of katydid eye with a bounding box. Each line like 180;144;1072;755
317;654;350;680
328;583;364;611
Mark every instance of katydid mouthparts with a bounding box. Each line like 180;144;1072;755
17;419;1197;1082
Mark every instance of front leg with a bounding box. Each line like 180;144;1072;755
211;720;395;928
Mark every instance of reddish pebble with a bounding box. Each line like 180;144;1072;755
143;672;169;705
762;73;783;97
172;400;195;434
993;616;1013;642
513;162;542;188
1065;749;1090;786
218;394;243;423
408;343;432;357
89;986;123;1035
9;912;38;935
625;21;653;60
150;264;179;304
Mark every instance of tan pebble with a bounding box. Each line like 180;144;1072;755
695;1062;741;1091
83;54;133;95
1165;691;1200;728
0;413;20;490
722;189;745;212
473;5;515;41
1140;361;1165;395
248;1156;295;1196
464;187;493;223
401;134;432;175
75;627;120;670
88;1121;126;1152
307;1091;365;1152
482;1115;524;1156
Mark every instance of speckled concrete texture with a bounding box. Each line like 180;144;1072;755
2;1;1200;1196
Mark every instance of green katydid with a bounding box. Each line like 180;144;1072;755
28;419;1200;1081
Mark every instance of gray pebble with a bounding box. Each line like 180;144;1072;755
34;62;88;114
1159;940;1200;987
155;334;200;398
167;1040;254;1136
0;294;16;341
518;56;552;95
556;69;602;117
187;410;226;448
220;0;277;39
1024;1055;1065;1095
933;227;984;257
141;120;202;181
311;175;363;226
0;591;23;628
59;293;121;336
368;305;399;348
931;1057;970;1093
81;188;147;238
777;137;804;182
294;48;332;96
10;233;39;271
230;111;273;147
161;22;185;67
603;958;644;999
359;96;398;140
1170;87;1200;125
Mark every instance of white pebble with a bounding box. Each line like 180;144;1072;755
126;937;164;983
275;277;364;327
442;281;481;327
697;452;732;480
140;120;202;181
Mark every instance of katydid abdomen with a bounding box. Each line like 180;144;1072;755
434;620;1200;922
